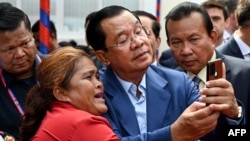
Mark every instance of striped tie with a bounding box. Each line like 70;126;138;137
192;76;201;89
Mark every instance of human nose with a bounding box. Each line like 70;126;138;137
128;34;137;45
14;46;26;56
95;79;104;89
130;34;144;47
181;41;193;55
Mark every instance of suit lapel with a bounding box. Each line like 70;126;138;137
229;38;244;58
102;68;140;135
146;67;171;131
102;67;171;133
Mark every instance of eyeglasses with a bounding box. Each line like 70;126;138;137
106;25;150;49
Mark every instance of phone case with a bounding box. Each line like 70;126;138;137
206;59;223;81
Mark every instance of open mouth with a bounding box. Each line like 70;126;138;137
94;92;105;102
94;93;103;98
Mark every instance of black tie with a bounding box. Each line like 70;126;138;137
192;76;201;89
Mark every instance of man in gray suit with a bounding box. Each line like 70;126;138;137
165;1;250;125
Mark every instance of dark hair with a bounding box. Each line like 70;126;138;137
223;0;239;14
20;47;91;141
0;2;12;7
237;0;250;27
132;10;161;38
74;45;92;55
0;6;31;32
31;20;57;38
201;0;229;21
86;5;140;51
59;40;78;48
165;2;213;39
84;11;97;28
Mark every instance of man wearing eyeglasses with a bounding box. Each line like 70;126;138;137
132;10;161;66
86;5;242;141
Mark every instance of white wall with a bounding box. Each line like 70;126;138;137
139;0;156;15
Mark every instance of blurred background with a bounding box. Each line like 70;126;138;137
1;0;205;55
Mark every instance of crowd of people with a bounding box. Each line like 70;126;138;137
0;0;249;141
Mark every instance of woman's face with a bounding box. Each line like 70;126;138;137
63;57;107;116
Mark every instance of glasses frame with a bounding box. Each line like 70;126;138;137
106;25;150;49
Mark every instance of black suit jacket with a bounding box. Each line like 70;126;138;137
216;52;250;125
167;51;250;125
216;37;244;59
159;49;179;69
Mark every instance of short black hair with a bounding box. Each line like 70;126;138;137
85;11;97;28
132;10;161;38
0;5;31;32
86;5;139;51
32;20;57;38
0;2;12;7
165;2;213;39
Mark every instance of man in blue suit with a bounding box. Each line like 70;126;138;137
86;4;242;141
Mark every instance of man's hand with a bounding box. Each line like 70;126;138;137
171;102;220;141
199;78;239;119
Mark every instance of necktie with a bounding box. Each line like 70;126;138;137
136;88;142;99
192;76;201;89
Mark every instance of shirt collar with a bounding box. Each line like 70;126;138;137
151;60;158;66
113;71;146;96
187;51;217;83
234;31;250;55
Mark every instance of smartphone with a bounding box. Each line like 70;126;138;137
206;58;223;81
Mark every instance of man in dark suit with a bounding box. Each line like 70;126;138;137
217;0;250;61
86;4;242;141
216;37;245;59
159;49;179;68
0;6;41;140
132;10;161;66
165;1;250;126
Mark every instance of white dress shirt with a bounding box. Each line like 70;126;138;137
234;31;250;61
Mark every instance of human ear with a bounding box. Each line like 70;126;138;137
95;50;110;65
53;86;69;102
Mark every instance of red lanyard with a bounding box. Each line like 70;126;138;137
0;55;41;116
0;69;24;115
